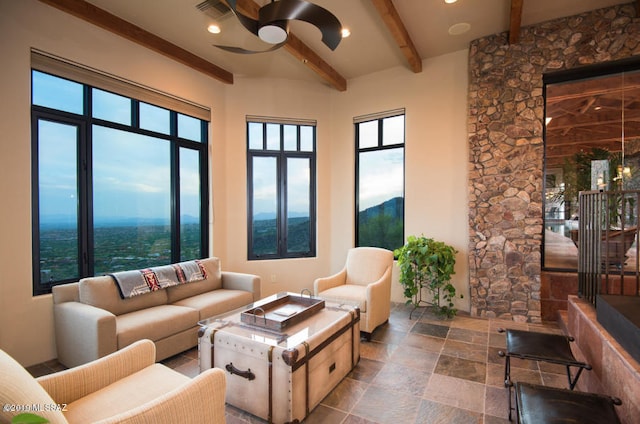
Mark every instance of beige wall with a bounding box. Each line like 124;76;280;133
0;0;469;366
0;0;227;365
329;56;470;308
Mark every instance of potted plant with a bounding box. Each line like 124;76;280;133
394;235;461;318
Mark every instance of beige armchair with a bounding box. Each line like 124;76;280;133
1;339;226;424
314;247;394;339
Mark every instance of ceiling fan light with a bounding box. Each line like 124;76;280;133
258;21;289;44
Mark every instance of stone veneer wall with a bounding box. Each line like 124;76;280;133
467;3;640;323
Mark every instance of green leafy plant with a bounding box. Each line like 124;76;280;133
394;235;461;318
11;414;49;424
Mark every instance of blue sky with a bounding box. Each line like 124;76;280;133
34;71;202;225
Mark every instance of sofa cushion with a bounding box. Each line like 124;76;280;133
79;275;168;316
64;363;189;423
0;349;68;424
172;289;254;320
165;257;222;303
313;285;367;312
116;305;199;349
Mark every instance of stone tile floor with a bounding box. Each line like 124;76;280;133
28;303;569;423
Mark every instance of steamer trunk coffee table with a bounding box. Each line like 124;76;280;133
198;292;360;424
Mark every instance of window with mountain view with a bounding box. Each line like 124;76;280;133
31;67;209;295
355;110;405;251
247;119;316;260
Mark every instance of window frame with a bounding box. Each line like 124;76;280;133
354;110;406;252
246;119;317;260
31;70;209;296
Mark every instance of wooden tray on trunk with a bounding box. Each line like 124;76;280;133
241;294;325;331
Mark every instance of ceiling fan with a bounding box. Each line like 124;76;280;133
214;0;343;54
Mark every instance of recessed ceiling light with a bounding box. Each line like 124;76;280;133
341;28;351;38
448;22;470;35
207;24;221;34
445;0;458;3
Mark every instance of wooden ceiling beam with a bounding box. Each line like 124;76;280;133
370;0;422;73
509;0;524;44
234;0;347;91
38;0;234;85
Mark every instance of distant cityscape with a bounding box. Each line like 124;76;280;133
38;221;201;284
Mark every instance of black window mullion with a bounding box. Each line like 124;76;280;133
81;119;92;278
171;135;180;264
280;151;287;257
32;72;209;294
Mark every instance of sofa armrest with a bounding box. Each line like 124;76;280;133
93;367;226;424
222;271;261;301
314;268;347;295
38;339;156;405
54;301;117;368
52;282;80;304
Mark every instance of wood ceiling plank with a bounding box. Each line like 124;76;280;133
509;0;524;44
38;0;234;85
370;0;422;73
234;0;347;91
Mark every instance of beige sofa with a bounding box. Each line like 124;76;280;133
53;257;260;368
1;339;226;424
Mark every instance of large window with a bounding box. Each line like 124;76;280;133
247;118;316;260
355;110;405;251
31;57;209;295
543;63;640;271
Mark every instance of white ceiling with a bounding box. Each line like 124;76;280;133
84;0;630;88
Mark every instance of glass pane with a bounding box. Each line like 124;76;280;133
92;125;171;273
300;126;314;152
358;120;378;149
92;88;131;125
382;115;405;146
358;148;404;250
140;102;170;134
287;158;310;253
543;71;640;271
180;148;202;260
248;122;264;150
266;123;281;150
32;70;83;114
38;120;79;283
252;156;278;256
178;113;202;142
283;125;297;151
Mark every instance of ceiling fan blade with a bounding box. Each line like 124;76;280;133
213;41;286;54
259;0;342;50
223;0;259;37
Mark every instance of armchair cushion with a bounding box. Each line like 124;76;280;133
63;363;190;423
313;285;367;312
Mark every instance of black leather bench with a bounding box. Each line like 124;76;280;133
497;328;592;420
515;381;621;424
